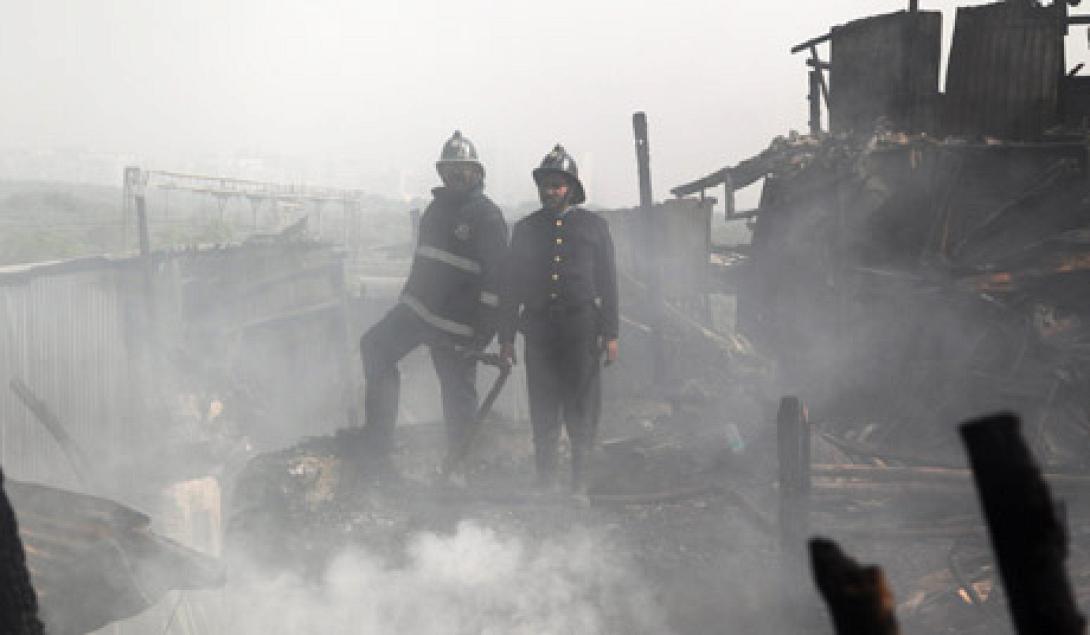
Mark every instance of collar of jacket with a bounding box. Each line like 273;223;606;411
431;184;484;204
537;205;581;220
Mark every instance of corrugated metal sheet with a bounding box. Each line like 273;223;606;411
598;198;712;300
829;10;943;134
945;1;1064;140
0;242;352;490
0;265;132;489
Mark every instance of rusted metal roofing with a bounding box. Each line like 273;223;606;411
944;2;1065;140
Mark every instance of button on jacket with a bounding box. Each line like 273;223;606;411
400;184;508;345
498;206;618;344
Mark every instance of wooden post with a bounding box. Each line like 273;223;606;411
723;172;735;220
778;396;811;598
632;112;665;383
960;413;1085;635
809;46;831;111
809;69;824;135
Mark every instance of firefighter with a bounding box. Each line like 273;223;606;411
498;144;619;504
360;131;508;478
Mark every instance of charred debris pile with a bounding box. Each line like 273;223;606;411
15;2;1090;632
676;0;1090;469
224;2;1090;632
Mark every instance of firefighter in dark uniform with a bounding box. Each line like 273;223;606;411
498;145;619;503
360;131;508;476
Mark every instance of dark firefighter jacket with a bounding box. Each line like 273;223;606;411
498;206;619;344
399;185;508;345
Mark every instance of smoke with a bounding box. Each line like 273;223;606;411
208;519;671;635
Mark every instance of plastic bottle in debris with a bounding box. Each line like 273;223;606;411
725;423;745;454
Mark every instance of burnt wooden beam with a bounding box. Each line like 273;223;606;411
672;167;732;198
633;112;665;383
960;412;1086;635
791;32;831;55
810;537;900;635
813;464;1090;487
778;396;811;597
809;69;824;135
0;470;44;635
808;45;831;110
671;151;773;198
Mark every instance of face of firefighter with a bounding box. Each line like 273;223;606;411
537;173;572;212
438;163;482;192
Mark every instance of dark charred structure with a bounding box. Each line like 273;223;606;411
676;0;1090;466
9;479;224;635
20;3;1090;632
810;413;1086;635
0;470;44;635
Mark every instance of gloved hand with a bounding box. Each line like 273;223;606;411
499;342;517;367
604;338;619;366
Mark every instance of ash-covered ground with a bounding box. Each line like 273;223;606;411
222;390;784;635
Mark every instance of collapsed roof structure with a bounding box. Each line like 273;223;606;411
675;0;1090;466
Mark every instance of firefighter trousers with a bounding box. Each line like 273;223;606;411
360;304;477;458
522;305;602;489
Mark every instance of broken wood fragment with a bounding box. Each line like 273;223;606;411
809;537;900;635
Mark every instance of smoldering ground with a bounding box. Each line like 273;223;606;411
181;519;672;635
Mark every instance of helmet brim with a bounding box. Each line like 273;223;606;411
533;168;585;205
436;160;485;179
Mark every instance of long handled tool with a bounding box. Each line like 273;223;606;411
10;377;100;491
439;347;511;479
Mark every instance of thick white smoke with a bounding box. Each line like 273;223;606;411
206;519;670;635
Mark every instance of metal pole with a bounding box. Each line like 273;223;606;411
634;113;653;210
632;112;665;383
135;194;151;257
122;166;141;253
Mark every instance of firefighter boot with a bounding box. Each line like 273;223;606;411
534;441;561;495
570;443;592;508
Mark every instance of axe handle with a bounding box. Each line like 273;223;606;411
441;363;511;477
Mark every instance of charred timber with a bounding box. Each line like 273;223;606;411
960;412;1085;635
791;32;832;55
812;464;1090;486
0;470;44;635
810;537;900;635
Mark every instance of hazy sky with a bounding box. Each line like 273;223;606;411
4;1;1090;208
